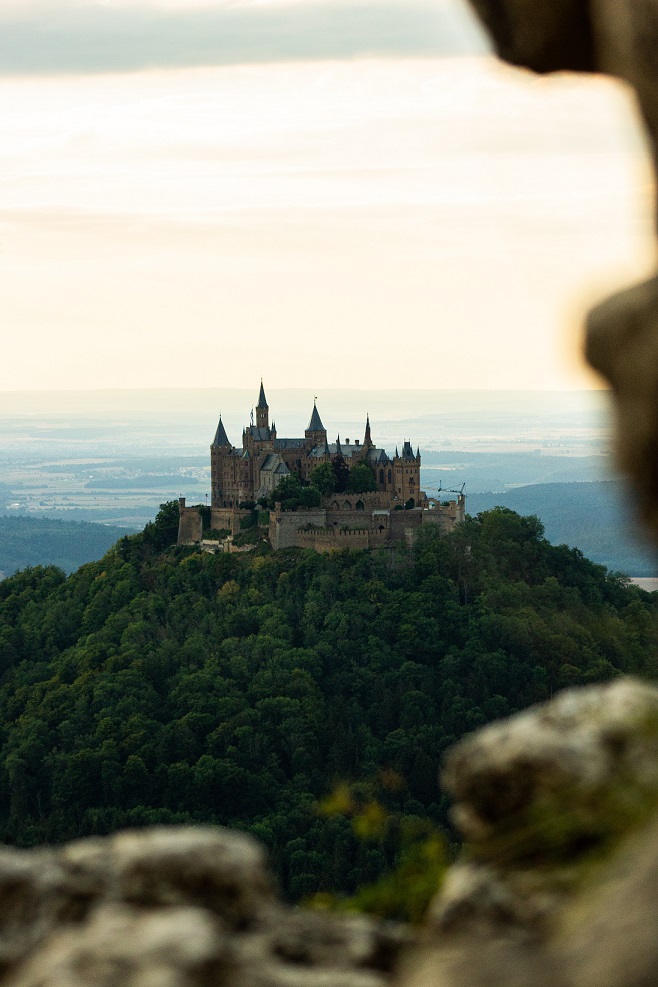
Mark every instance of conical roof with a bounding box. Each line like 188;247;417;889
307;401;325;432
257;381;268;409
212;416;230;447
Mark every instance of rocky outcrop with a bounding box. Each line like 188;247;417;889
402;678;658;987
0;827;408;987
2;683;658;987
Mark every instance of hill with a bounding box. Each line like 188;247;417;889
0;516;138;578
0;504;656;900
467;481;657;576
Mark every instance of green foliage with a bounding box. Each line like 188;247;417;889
206;529;230;541
314;777;446;923
332;456;350;493
232;527;264;547
143;501;180;551
310;463;336;497
0;509;656;905
198;506;211;534
347;463;377;494
267;474;304;511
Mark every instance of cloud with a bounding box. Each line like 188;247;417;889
0;0;489;75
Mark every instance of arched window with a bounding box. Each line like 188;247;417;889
379;469;384;484
388;469;392;483
356;500;365;510
343;501;352;510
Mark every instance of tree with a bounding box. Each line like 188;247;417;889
332;456;350;493
310;463;336;497
299;487;321;508
269;474;303;511
143;501;180;551
347;463;377;494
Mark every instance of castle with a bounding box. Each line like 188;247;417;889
178;384;465;552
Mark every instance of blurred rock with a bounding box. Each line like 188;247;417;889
0;826;408;987
399;679;658;987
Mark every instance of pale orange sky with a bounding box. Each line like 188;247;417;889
0;0;655;391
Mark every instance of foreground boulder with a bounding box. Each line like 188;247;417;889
403;678;658;987
0;826;408;987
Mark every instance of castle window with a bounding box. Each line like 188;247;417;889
388;469;392;483
379;469;384;484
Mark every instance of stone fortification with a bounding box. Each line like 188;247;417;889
267;500;464;552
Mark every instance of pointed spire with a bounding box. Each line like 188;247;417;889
335;434;342;455
307;399;325;433
257;380;268;409
416;446;420;459
364;414;372;447
395;446;399;458
212;416;230;447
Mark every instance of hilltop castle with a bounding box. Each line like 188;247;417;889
210;382;422;509
178;383;465;552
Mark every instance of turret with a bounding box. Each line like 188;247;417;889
305;398;327;448
392;440;421;507
210;415;233;508
256;380;269;429
363;414;373;448
212;416;231;448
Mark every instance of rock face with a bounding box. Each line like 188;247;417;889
0;826;408;987
467;0;658;544
402;679;658;987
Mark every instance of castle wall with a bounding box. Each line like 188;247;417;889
210;508;241;536
177;502;203;544
269;509;327;550
292;526;390;553
323;491;392;512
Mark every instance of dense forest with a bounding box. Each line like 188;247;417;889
0;503;656;900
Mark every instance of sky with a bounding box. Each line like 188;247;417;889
0;0;655;392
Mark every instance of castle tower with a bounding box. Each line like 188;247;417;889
305;399;327;449
210;415;232;507
392;440;421;507
256;381;269;430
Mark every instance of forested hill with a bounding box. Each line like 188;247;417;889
0;505;656;900
0;516;136;578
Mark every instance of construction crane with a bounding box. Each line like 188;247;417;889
431;482;466;498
